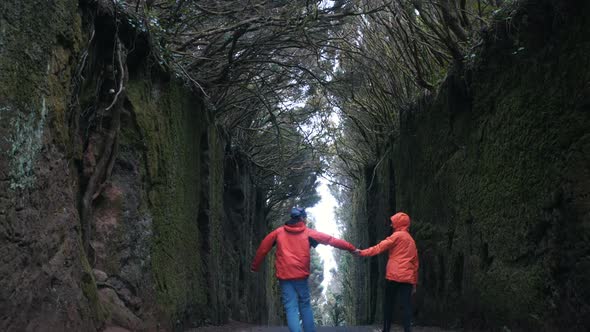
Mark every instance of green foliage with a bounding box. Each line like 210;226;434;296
246;107;324;223
325;288;346;326
309;246;325;325
326;257;351;326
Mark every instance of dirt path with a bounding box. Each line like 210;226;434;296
186;321;457;332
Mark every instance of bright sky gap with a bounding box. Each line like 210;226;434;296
307;178;340;294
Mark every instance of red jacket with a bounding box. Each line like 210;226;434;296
251;221;356;280
360;212;419;284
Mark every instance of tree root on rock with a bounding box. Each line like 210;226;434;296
80;36;128;260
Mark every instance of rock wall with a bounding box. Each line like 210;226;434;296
0;0;98;330
343;160;395;326
349;1;590;331
0;0;273;331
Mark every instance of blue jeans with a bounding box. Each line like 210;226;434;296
279;278;316;332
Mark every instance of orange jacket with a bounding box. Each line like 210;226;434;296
360;212;419;284
251;221;356;280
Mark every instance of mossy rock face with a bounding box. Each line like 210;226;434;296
341;160;399;326
0;0;101;331
1;1;277;330
123;77;209;327
123;79;275;327
348;1;590;331
0;0;81;190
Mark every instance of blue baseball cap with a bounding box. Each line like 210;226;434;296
290;207;307;219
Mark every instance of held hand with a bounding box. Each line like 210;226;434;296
353;249;361;256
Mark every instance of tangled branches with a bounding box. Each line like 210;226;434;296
325;0;502;184
108;0;503;210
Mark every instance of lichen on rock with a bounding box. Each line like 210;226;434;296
6;97;48;190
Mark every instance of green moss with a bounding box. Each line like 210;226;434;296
355;4;590;329
126;77;208;324
47;45;79;148
474;264;545;323
0;0;82;189
80;240;109;324
0;0;80;105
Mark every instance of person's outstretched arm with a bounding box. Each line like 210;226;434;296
251;229;279;271
359;235;397;257
307;229;356;252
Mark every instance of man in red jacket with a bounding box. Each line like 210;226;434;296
355;212;419;332
251;207;356;332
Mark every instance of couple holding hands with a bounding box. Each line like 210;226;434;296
251;208;419;332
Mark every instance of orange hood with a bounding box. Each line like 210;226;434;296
391;212;410;232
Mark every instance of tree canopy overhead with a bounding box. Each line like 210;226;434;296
109;0;503;215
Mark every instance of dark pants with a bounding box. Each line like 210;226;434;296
383;280;413;332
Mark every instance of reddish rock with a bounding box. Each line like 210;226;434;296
98;288;142;331
93;269;109;282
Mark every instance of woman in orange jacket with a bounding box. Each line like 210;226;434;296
355;212;419;332
251;207;356;332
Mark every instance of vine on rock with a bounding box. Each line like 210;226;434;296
77;32;128;260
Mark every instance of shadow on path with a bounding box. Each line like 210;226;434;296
187;323;455;332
